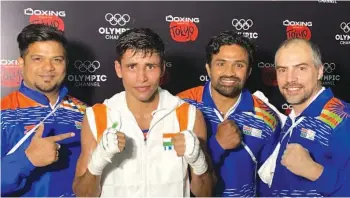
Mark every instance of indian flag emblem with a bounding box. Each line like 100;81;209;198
74;121;82;129
300;128;315;141
163;133;178;150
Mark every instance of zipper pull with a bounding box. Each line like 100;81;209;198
144;133;147;145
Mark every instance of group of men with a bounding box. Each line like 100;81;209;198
1;23;349;197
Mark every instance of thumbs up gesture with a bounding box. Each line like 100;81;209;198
25;124;75;167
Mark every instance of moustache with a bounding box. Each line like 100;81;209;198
283;83;303;89
219;76;241;82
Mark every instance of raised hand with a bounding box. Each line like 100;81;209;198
25;124;75;167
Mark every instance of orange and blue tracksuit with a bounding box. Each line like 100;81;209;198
265;88;350;197
1;82;86;197
177;81;281;197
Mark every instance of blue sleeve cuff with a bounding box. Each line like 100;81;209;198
208;135;225;164
18;149;36;177
1;146;36;194
5;145;36;177
312;164;338;195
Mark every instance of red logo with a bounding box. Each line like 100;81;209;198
169;21;198;42
1;61;22;88
284;108;292;115
24;125;35;134
261;67;277;86
29;15;65;31
282;103;293;115
286;26;311;40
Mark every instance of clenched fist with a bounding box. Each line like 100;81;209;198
25;124;75;167
216;119;242;150
172;130;200;158
172;130;208;175
281;143;323;181
172;133;186;157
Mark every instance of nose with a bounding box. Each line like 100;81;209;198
136;67;148;83
224;64;236;76
286;68;297;83
42;59;55;71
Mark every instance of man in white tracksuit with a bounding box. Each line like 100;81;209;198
72;28;216;197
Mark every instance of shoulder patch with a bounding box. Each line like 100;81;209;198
61;96;87;114
176;102;190;132
318;97;349;129
252;95;278;131
91;103;108;142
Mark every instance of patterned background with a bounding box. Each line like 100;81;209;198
1;1;349;114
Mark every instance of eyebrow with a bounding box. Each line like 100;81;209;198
214;59;226;62
234;60;248;65
145;63;158;67
30;54;65;59
275;65;287;70
52;56;65;59
30;54;43;57
294;63;309;67
214;59;248;64
125;62;137;67
275;63;309;69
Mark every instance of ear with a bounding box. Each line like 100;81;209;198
205;63;211;78
248;67;252;77
160;61;166;77
17;57;24;75
317;64;324;80
114;60;122;78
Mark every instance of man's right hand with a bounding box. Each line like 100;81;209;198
216;119;242;150
98;127;126;159
25;124;75;167
88;126;126;175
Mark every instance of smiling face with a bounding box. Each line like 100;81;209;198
206;44;251;98
275;41;323;107
115;49;164;103
19;40;66;94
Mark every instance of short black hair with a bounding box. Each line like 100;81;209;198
17;24;68;58
206;30;256;68
115;28;165;63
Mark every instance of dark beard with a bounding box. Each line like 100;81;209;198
213;76;243;98
214;84;241;98
35;83;60;93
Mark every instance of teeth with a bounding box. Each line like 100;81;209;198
222;79;236;82
287;88;300;91
42;76;54;80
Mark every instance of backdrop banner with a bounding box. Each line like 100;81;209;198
1;1;349;114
